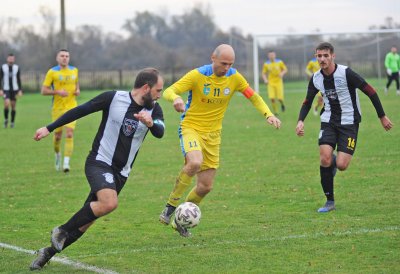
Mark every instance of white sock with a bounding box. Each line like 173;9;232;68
63;156;70;166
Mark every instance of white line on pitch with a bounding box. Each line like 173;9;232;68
76;225;400;258
0;242;119;274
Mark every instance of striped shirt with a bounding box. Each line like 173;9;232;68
47;90;165;177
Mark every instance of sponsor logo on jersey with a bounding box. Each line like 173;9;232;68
203;84;211;95
201;98;223;104
223;88;230;95
122;118;138;136
325;89;338;100
102;173;114;184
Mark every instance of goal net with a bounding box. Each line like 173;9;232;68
250;29;400;92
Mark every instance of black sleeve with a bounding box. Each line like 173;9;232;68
347;68;386;118
149;102;165;138
46;91;116;132
298;77;319;121
17;68;22;89
346;67;366;90
0;67;3;86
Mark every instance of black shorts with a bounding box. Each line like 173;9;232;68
318;122;359;155
84;158;127;204
3;90;17;100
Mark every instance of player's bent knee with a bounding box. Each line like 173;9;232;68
99;200;118;215
337;162;349;171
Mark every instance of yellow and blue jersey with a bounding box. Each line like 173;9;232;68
262;59;287;85
306;57;320;74
43;65;79;110
163;64;249;132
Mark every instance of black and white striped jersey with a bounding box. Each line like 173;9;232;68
298;64;385;125
1;63;21;91
46;90;165;177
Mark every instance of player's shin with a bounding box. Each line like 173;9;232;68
185;187;204;205
167;170;193;207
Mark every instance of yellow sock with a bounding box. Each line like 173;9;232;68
185;187;204;205
64;137;74;157
53;136;61;153
271;101;278;114
167;170;193;207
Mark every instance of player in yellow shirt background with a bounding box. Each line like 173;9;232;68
305;57;323;115
262;50;288;115
159;44;281;237
42;49;80;172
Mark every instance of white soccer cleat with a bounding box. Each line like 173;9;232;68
63;157;70;172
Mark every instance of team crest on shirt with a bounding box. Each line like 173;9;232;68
122;118;138;136
203;84;211;95
102;173;114;184
223;88;230;95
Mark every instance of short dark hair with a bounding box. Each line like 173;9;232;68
58;49;69;53
316;42;334;53
134;67;160;89
8;53;14;57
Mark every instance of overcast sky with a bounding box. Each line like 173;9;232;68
0;0;398;36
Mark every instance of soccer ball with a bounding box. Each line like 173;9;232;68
175;202;201;228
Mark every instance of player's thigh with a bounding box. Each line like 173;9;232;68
267;84;277;99
52;108;77;133
318;122;338;149
200;130;221;170
179;127;203;155
84;158;120;198
336;124;359;156
275;82;284;100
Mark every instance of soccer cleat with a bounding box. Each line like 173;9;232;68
4;120;8;128
51;227;68;252
159;204;176;225
10;122;14;128
29;247;55;270
63;163;70;173
55;153;61;171
172;218;191;237
397;90;400;96
332;154;337;177
317;201;336;213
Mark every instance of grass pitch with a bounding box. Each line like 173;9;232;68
0;80;399;273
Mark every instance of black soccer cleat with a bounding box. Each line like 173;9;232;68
29;247;55;270
159;204;176;225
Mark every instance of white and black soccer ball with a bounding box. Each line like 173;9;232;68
175;202;201;228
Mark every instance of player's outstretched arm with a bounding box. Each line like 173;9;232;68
34;127;50;141
380;116;393;131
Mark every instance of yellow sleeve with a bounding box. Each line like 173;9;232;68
42;70;53;87
247;90;274;118
262;63;268;74
280;61;288;71
163;70;196;102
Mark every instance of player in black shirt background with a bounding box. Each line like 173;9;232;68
295;42;393;213
30;68;165;270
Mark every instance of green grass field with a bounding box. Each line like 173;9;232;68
0;80;399;273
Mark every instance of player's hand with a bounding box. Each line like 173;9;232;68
0;90;3;97
380;116;393;131
34;127;50;141
267;116;281;129
386;69;392;75
74;89;80;96
17;90;23;97
57;89;68;97
295;120;305;136
134;111;153;127
173;97;185;113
